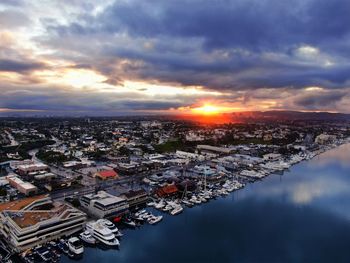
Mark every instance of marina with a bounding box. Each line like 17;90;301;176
9;142;350;263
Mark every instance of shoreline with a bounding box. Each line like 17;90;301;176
7;138;350;262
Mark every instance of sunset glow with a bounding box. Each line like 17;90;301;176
192;104;222;115
0;0;349;116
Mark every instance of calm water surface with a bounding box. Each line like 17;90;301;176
62;143;350;263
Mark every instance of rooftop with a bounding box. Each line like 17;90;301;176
85;191;126;205
0;195;47;212
97;170;118;178
7;203;71;229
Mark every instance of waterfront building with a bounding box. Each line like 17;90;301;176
120;189;149;208
80;191;129;218
0;195;86;252
155;184;179;198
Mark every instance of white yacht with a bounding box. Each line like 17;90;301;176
155;200;165;209
140;212;152;220
68;237;84;255
162;205;173;212
182;199;193;207
148;215;163;225
86;221;120;247
97;219;120;234
79;231;96;245
147;201;156;207
170;205;183;215
135;209;146;217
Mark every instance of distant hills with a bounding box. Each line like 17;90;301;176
228;111;350;122
1;110;350;122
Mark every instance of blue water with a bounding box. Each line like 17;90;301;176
62;143;350;263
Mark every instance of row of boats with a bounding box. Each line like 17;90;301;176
148;180;245;212
69;211;165;257
134;210;163;224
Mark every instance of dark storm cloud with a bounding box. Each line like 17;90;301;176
294;91;347;110
0;84;187;112
0;59;45;72
2;0;350;113
52;0;350;50
43;0;350;91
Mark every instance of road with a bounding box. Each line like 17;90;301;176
4;130;19;146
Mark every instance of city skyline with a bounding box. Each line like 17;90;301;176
1;0;350;116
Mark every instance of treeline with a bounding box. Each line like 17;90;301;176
0;139;55;161
37;150;69;164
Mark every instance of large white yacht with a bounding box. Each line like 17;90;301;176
97;219;123;237
68;237;84;255
86;221;120;247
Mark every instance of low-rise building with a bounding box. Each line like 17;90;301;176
121;189;149;208
155;184;179;198
6;174;38;196
80;191;129;218
0;195;86;252
176;150;205;161
197;145;235;154
94;170;119;180
17;162;49;176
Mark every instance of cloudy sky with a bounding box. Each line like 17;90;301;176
1;0;350;115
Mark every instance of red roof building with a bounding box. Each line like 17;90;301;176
155;184;179;197
95;170;119;180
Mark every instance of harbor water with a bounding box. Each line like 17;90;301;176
62;143;350;263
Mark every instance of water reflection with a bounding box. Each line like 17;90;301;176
236;143;350;220
308;143;350;168
62;143;350;263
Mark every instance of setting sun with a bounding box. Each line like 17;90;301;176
192;104;222;115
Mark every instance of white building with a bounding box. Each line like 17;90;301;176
80;191;129;219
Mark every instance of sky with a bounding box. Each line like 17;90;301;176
0;0;350;116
